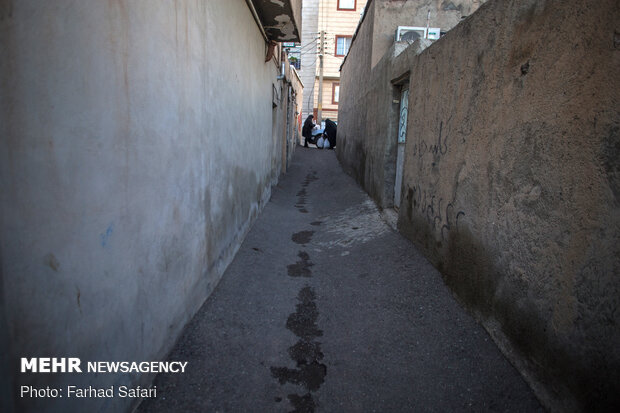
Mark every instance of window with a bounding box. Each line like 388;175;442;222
335;36;352;56
332;83;340;104
338;0;356;11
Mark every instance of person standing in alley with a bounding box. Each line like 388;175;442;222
302;114;316;147
324;118;337;149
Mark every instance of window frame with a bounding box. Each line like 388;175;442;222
332;83;340;104
337;0;357;11
334;35;352;57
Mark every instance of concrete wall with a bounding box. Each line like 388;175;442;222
337;0;375;188
338;0;478;208
291;65;304;149
339;0;620;410
281;58;304;170
371;0;483;67
0;1;295;412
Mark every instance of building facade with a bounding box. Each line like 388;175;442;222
300;0;368;125
0;1;301;412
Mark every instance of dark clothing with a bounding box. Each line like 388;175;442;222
324;119;337;148
302;116;316;147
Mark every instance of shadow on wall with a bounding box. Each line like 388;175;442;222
338;0;620;411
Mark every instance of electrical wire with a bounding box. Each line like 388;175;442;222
300;49;320;56
302;55;319;68
299;38;318;50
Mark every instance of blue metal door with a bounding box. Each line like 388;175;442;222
394;87;409;208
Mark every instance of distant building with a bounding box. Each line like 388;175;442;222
300;0;368;124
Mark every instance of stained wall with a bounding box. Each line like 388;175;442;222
0;1;294;411
338;0;620;410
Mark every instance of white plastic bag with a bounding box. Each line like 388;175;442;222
323;138;330;149
316;136;324;149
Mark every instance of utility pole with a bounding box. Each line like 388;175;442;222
317;30;325;126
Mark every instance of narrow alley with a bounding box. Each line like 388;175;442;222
2;2;618;412
138;148;542;412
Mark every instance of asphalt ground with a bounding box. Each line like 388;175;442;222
138;147;543;413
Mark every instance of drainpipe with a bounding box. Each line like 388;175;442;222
245;0;269;43
277;62;286;80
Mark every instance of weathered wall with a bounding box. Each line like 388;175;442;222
337;0;375;190
281;57;304;172
338;0;478;208
290;65;304;153
0;1;292;412
398;0;620;410
340;0;620;410
371;0;483;67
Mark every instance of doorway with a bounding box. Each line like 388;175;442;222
393;85;409;210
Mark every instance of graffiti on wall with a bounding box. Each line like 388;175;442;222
408;183;465;241
411;118;452;159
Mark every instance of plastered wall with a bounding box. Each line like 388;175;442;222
371;0;483;68
337;0;375;190
338;0;479;208
339;0;620;410
0;1;289;412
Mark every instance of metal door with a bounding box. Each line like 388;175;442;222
394;87;409;209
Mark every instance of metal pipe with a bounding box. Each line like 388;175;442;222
244;0;269;43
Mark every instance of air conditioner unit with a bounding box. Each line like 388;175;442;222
395;26;442;42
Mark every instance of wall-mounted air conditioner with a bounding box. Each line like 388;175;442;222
395;26;441;42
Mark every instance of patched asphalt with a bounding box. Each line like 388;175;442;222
138;147;543;412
